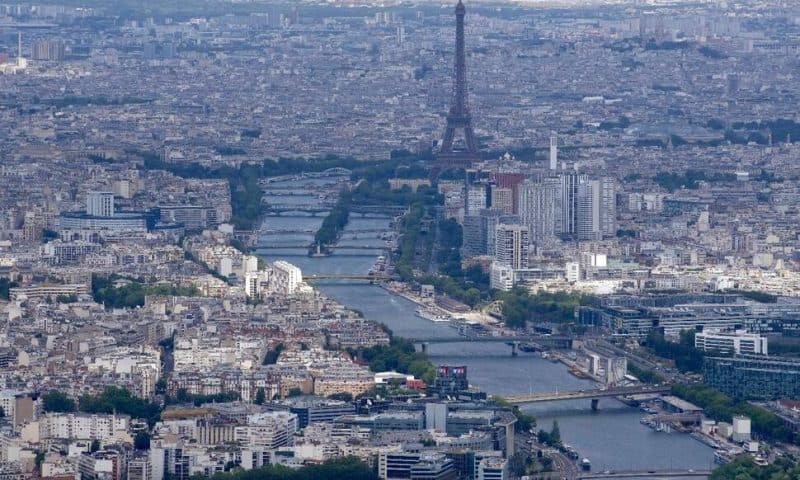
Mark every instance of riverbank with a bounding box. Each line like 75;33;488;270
381;280;500;328
255;175;716;474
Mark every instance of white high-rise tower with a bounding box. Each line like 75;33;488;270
518;178;558;244
549;134;558;170
495;224;529;269
15;32;26;69
86;192;115;217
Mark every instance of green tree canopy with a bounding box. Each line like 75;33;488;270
254;388;266;405
42;391;76;413
134;432;151;450
195;457;377;480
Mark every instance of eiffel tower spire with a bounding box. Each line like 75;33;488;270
437;0;480;168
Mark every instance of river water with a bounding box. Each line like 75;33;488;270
256;180;716;474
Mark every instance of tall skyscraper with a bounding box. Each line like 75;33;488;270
462;215;487;257
464;168;490;216
599;177;617;237
464;184;488;217
518;178;558;244
577;180;601;241
481;208;504;257
494;224;529;269
549;134;558;170
437;1;480;168
559;172;587;237
86;192;115;218
574;177;617;240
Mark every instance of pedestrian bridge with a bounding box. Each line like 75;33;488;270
578;469;711;479
503;385;672;405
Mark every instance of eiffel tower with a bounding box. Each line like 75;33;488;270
436;0;480;169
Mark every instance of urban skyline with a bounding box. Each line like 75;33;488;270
0;1;799;480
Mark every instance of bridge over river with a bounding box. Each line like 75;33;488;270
407;335;574;354
258;244;391;251
260;228;390;235
262;202;406;215
302;274;390;282
503;385;672;405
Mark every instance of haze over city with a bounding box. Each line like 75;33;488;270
0;1;798;480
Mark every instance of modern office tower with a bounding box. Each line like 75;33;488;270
599;177;617;237
518;178;558;244
704;355;800;400
464;169;491;216
437;0;480;168
490;187;514;215
494;224;529;269
553;174;616;240
465;184;488;216
462;215;487;257
551;176;564;235
576;180;601;241
559;172;587;237
482;209;504;256
549;133;558;170
86;191;115;217
463;209;517;258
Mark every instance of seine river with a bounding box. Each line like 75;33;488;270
256;180;715;474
